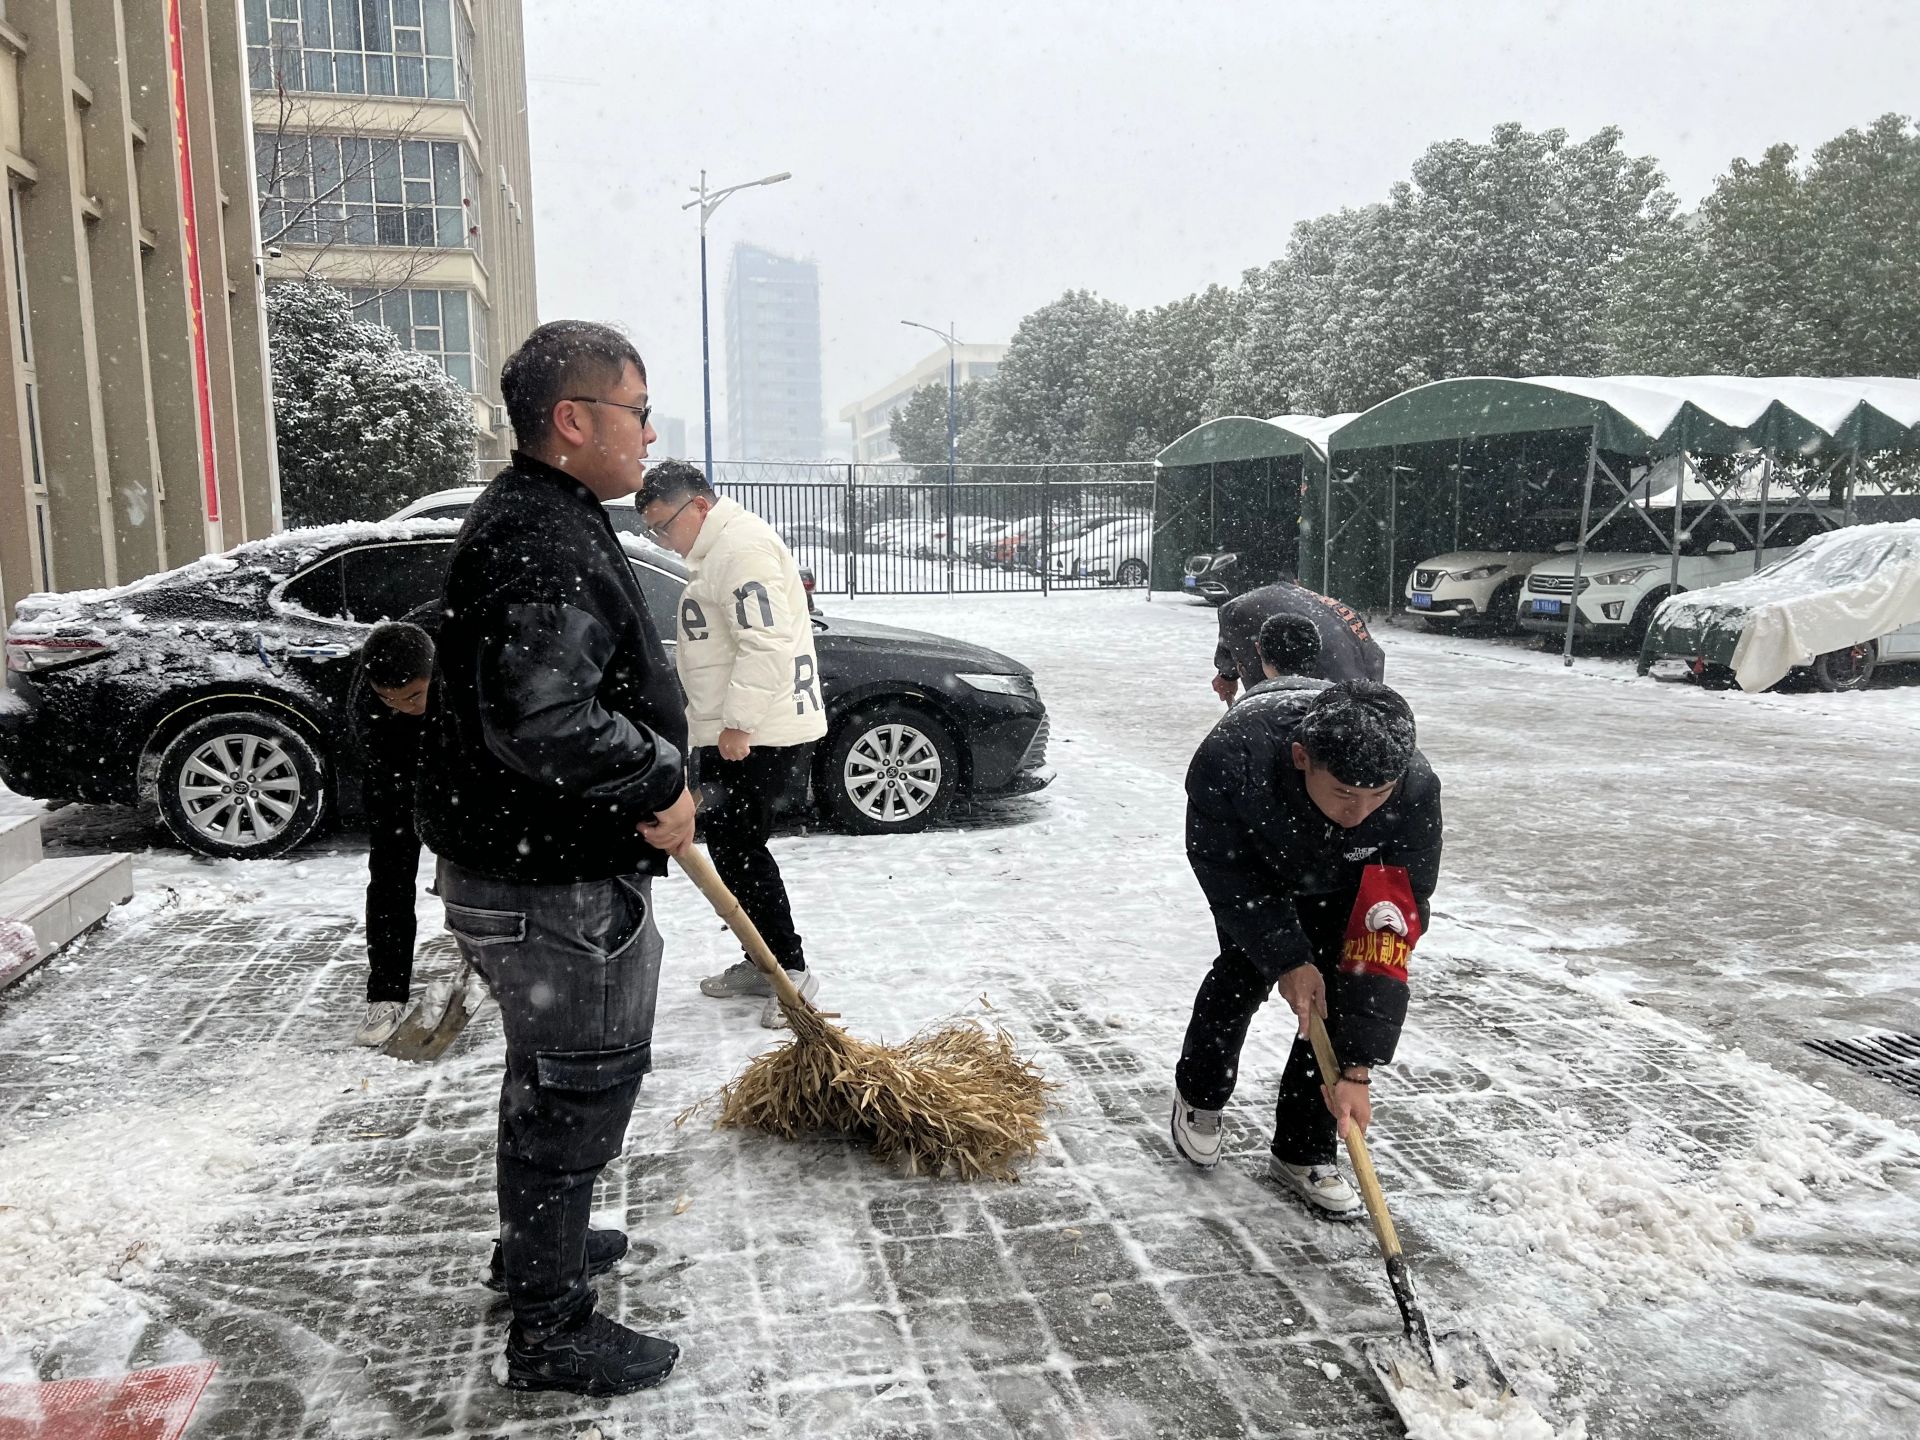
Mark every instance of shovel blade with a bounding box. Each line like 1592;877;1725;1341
1363;1332;1555;1436
381;991;476;1063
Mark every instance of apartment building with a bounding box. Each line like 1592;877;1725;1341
839;342;1006;464
723;241;822;462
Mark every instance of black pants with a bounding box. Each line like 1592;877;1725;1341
697;744;809;972
439;860;662;1339
1174;896;1350;1167
365;815;423;1003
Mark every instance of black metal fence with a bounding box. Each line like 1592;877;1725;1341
709;461;1156;596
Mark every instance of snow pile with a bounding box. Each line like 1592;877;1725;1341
1475;1114;1872;1311
0;1053;366;1347
0;1110;262;1342
1369;1335;1584;1440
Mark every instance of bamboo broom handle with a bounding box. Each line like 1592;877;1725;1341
675;846;809;1012
1307;1011;1402;1260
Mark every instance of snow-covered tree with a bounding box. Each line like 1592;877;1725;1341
267;282;477;526
1609;114;1920;376
888;378;985;472
967;291;1131;463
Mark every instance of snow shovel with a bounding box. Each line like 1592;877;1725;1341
1305;1013;1540;1430
383;957;479;1063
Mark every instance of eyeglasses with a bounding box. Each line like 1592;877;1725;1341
642;496;697;542
566;395;653;427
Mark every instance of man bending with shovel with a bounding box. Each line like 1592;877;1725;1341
1170;680;1442;1220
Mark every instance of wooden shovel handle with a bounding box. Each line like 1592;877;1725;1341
675;846;808;1012
1308;1012;1403;1261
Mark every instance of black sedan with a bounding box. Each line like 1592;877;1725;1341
1;521;1052;858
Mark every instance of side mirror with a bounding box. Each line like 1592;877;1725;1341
1706;540;1736;556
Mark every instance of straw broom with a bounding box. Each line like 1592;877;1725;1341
676;847;1052;1180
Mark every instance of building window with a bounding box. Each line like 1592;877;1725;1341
257;134;475;251
343;286;485;393
245;0;474;102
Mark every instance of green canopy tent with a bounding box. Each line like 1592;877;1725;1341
1313;375;1920;662
1149;414;1356;595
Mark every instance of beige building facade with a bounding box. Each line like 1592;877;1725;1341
1;0;278;619
840;342;1007;465
246;0;537;474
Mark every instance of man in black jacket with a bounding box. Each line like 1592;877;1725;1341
417;320;695;1397
348;617;438;1048
1212;576;1386;704
1170;680;1442;1220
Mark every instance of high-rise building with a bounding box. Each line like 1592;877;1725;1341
723;242;821;462
1;0;279;616
840;342;1007;464
654;415;687;461
245;0;538;473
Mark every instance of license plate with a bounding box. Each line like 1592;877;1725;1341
1410;593;1432;609
1182;575;1197;588
1531;598;1563;615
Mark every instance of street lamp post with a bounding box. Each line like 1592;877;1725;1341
901;319;960;592
683;168;792;482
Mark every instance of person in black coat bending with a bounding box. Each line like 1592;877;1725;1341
1211;576;1386;705
417;320;694;1397
349;617;438;1049
1170;680;1442;1220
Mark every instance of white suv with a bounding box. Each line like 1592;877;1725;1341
1405;549;1554;628
1519;510;1826;643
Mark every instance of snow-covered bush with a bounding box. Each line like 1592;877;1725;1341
266;282;478;526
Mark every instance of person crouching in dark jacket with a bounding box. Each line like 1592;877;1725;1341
349;617;438;1048
416;319;693;1398
1170;680;1442;1221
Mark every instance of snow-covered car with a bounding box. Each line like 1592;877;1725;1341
1404;550;1553;628
1518;509;1829;645
389;488;819;612
391;484;649;539
1638;520;1920;692
0;524;1052;858
1047;516;1153;587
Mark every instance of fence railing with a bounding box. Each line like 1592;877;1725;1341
708;461;1157;596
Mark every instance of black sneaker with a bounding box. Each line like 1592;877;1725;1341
484;1228;630;1293
503;1309;678;1396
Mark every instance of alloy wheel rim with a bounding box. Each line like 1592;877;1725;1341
177;733;302;845
843;723;942;823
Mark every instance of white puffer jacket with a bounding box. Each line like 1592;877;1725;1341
675;498;828;749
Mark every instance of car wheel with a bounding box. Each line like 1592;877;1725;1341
1113;559;1148;587
1486;577;1525;631
821;703;959;836
1812;640;1878;692
156;711;328;859
1627;589;1670;649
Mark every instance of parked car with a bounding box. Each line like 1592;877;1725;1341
1404;550;1551;628
1180;547;1297;603
1047;516;1153;587
1517;509;1829;645
1;523;1052;859
391;487;819;611
1638;520;1920;692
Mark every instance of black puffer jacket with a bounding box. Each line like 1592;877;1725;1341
1185;687;1442;1065
1214;581;1386;686
416;454;688;882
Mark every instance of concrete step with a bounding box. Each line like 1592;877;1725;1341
0;852;134;991
0;811;43;886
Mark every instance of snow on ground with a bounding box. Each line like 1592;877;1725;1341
2;590;1918;1437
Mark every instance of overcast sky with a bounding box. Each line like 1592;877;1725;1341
522;0;1917;458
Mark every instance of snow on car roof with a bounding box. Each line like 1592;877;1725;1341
12;519;462;628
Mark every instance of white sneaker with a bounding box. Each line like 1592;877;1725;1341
759;968;819;1029
354;1000;408;1047
700;959;772;999
1170;1090;1223;1170
1268;1156;1365;1220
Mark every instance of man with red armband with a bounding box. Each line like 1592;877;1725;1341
1169;680;1442;1220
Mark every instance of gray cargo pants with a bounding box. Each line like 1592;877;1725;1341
438;859;663;1338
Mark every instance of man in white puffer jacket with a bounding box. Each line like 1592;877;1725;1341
638;461;828;1027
